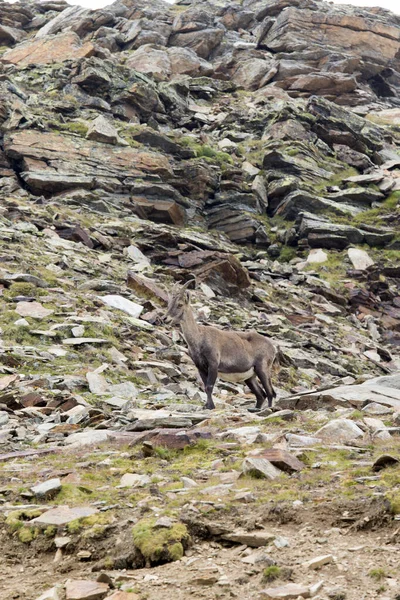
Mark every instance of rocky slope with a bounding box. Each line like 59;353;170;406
0;0;400;599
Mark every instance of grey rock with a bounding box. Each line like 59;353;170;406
31;478;61;499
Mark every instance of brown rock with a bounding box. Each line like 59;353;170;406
250;449;305;473
127;272;169;304
4;130;173;195
132;198;186;226
2;32;94;65
65;580;109;600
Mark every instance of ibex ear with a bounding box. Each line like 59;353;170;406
183;291;190;304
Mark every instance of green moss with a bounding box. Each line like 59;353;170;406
4;282;45;299
6;509;43;532
132;518;190;565
58;121;88;136
44;525;57;538
66;512;112;534
263;566;281;583
18;527;38;543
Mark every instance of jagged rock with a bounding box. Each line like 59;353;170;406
348;248;374;270
86;115;120;145
242;456;283;479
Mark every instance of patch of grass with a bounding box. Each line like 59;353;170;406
3;282;45;299
132;518;190;565
368;568;387;581
279;246;297;263
262;566;281;583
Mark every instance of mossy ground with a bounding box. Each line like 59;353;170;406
132;518;190;564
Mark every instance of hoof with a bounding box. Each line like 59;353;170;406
204;404;215;410
248;407;261;413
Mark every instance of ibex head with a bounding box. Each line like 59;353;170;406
165;279;194;325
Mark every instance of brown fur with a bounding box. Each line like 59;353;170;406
165;283;277;410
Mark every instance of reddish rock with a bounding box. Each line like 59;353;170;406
127;272;169;304
65;580;109;600
1;32;94;65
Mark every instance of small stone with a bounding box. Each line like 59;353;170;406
274;536;290;549
77;550;92;560
304;554;333;569
72;325;85;337
260;583;311;599
119;473;151;488
65;579;109;600
15;318;29;326
106;593;140;600
307;249;328;263
54;536;72;548
31;478;61;499
181;476;198;488
86;115;119;145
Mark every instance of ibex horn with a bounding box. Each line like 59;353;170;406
181;278;195;291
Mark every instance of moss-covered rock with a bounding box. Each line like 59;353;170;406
132;518;190;565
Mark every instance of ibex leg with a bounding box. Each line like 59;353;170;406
245;374;266;409
255;361;276;407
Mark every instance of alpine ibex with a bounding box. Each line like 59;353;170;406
165;281;278;411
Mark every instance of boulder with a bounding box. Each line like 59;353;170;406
348;248;374;270
86;115;120;145
316;418;364;443
1;32;94;65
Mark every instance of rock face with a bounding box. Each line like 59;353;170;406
0;2;400;596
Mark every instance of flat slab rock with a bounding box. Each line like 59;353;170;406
65;579;109;600
31;505;98;526
288;382;400;411
260;583;311;599
15;301;53;319
221;529;275;547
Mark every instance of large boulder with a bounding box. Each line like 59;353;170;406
1;32;94;65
